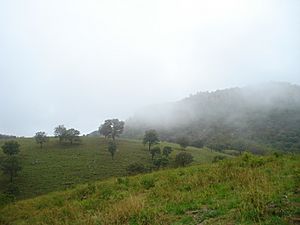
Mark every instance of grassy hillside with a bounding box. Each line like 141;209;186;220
0;137;228;200
0;154;298;225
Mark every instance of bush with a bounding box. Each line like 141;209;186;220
126;163;148;175
153;156;169;169
175;152;193;167
162;146;172;157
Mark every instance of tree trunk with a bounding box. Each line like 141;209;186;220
148;143;151;152
40;142;43;149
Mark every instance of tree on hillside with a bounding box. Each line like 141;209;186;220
162;146;172;157
54;125;67;143
65;128;80;144
34;132;48;148
1;141;20;155
143;129;159;152
108;140;117;160
1;156;21;182
99;119;125;141
1;141;22;183
175;152;193;167
150;146;161;160
176;136;189;150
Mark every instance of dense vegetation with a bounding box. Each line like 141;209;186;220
0;137;227;200
124;83;300;153
0;153;298;225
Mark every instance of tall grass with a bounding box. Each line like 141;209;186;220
0;153;298;225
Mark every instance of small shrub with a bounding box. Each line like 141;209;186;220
153;156;169;169
126;163;148;175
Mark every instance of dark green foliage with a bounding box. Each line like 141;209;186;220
175;152;193;167
1;141;20;155
0;193;15;207
107;140;117;160
143;129;160;152
99;119;125;140
126;162;148;175
5;183;20;196
54;125;80;144
150;146;161;160
162;146;172;157
1;156;22;182
176;136;189;150
65;128;80;144
34;132;48;148
153;156;169;169
54;125;67;143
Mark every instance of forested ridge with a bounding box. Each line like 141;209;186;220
124;82;300;153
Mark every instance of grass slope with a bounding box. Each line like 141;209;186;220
0;137;227;199
0;154;299;225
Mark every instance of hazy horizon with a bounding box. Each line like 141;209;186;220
1;0;300;136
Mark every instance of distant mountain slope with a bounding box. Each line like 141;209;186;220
124;82;300;152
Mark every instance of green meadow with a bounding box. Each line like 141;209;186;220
0;153;298;225
0;137;227;200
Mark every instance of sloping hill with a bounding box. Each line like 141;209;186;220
124;82;300;152
0;154;298;225
0;137;227;200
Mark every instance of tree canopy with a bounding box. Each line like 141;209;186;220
54;125;67;142
1;141;20;155
143;129;159;152
34;132;48;148
99;119;125;140
175;152;193;167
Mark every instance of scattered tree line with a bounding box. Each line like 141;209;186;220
123;129;194;175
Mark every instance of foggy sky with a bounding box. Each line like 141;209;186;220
0;0;299;136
